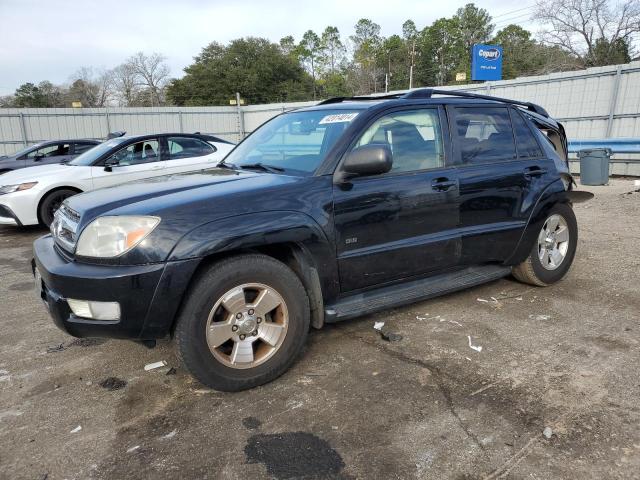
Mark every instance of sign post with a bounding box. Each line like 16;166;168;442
471;44;503;81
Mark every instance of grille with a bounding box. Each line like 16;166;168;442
51;204;80;252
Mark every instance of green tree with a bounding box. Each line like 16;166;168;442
166;37;313;105
379;35;410;91
402;20;419;88
417;18;465;86
299;30;322;100
320;26;345;74
350;18;384;93
13;81;64;107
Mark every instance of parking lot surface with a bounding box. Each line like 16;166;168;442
1;179;639;480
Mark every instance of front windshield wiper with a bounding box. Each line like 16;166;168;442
238;163;285;173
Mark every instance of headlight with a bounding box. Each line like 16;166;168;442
0;182;38;194
76;216;160;258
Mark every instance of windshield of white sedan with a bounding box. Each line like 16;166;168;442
224;109;360;174
68;138;126;166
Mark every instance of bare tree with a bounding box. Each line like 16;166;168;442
112;63;139;106
534;0;640;65
126;52;170;106
68;67;113;107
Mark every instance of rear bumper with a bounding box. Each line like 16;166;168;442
32;235;200;340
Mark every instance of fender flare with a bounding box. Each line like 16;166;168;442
504;179;570;265
168;210;339;325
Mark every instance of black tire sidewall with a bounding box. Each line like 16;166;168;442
39;189;76;226
529;203;578;284
176;255;309;390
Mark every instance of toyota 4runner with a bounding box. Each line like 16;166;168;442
33;89;588;391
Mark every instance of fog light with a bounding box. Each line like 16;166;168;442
67;299;121;321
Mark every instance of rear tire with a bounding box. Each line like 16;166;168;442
38;189;78;227
174;254;310;391
512;203;577;286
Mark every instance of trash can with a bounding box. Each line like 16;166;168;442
577;148;611;185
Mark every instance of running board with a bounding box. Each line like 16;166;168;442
324;265;511;323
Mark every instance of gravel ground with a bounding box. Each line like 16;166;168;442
0;178;639;480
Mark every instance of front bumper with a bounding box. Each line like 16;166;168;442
32;235;200;340
0;188;41;226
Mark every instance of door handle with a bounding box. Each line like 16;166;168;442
523;166;547;178
431;177;457;192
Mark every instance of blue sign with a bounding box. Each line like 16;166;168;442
471;44;503;81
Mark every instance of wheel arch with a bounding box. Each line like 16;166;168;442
166;211;339;332
36;186;83;224
504;179;572;266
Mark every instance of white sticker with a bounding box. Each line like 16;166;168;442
319;113;359;124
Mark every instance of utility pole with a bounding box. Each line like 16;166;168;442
409;39;416;89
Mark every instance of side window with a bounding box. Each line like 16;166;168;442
355;109;444;173
454;107;515;164
73;143;96;155
28;143;71;158
167;137;215;160
105;140;160;166
510;110;543;158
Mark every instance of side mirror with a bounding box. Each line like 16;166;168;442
33;154;45;161
339;144;393;181
103;158;118;172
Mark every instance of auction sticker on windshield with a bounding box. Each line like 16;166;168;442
319;113;359;124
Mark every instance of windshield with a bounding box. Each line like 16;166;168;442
224;109;360;174
68;138;125;166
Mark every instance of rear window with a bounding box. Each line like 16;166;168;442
167;137;215;159
510;110;543;158
454;107;516;164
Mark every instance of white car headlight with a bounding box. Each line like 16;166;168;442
0;182;38;195
76;216;160;258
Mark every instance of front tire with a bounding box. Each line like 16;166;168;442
174;254;310;391
513;203;578;286
38;189;78;227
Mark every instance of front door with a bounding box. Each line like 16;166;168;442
91;138;165;189
333;107;460;293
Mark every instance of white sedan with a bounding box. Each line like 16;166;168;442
0;133;234;226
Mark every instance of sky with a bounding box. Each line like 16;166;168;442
0;0;541;96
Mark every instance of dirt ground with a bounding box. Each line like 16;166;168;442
0;178;639;480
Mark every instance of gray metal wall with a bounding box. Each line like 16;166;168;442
1;61;639;157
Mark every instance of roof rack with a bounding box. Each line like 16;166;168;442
318;88;549;117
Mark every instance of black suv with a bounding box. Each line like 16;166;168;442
33;89;587;391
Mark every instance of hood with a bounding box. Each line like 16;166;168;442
66;168;305;227
0;155;17;164
0;163;72;184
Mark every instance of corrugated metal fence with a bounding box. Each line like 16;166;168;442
1;61;639;157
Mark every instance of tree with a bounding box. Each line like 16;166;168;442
126;52;170;106
455;3;494;49
67;67;113;107
417;18;466;86
402;20;419;88
279;35;297;57
379;35;410;91
320;26;345;73
350;18;384;93
166;37;313;105
534;0;640;66
112;63;139;106
12;81;64;107
299;30;322;99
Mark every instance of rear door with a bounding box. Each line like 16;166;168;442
450;105;552;265
163;136;218;175
91;138;164;189
332;106;460;292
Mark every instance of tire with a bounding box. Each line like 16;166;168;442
174;254;310;391
512;203;578;286
38;189;78;227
